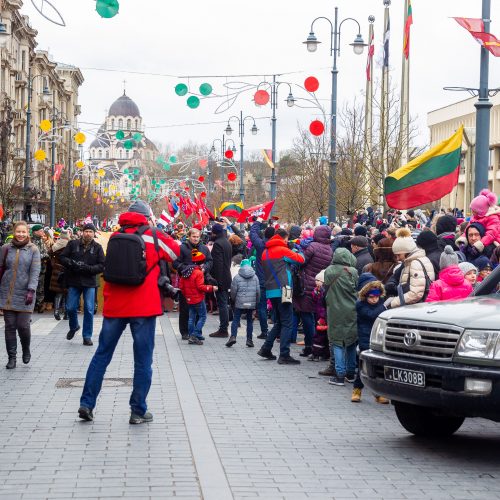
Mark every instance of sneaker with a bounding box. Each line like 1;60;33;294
66;326;80;340
277;355;301;365
209;330;229;338
246;339;254;348
375;395;390;404
345;373;356;383
188;336;203;345
83;338;93;346
351;388;362;403
257;348;276;360
78;406;94;421
318;366;336;377
329;376;345;386
129;411;153;424
54;312;61;321
256;333;267;340
181;334;189;340
225;336;237;348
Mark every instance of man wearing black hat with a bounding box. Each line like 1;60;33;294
60;223;105;346
350;236;373;276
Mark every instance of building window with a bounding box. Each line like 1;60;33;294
135;119;139;130
119;149;123;159
105;151;109;159
111;119;115;129
118;119;123;129
21;51;26;71
125;150;129;159
489;148;495;171
127;119;131;130
98;149;102;159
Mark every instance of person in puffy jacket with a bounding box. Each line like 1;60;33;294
227;259;260;348
468;189;500;248
426;245;472;302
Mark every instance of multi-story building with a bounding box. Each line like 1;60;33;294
0;0;83;222
427;94;500;213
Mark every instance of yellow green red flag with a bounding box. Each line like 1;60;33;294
219;201;244;218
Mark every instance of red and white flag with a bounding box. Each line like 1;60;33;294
160;210;174;225
237;200;275;223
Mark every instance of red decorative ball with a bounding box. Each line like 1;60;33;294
198;159;208;168
227;172;237;182
254;89;270;106
309;120;325;136
304;76;319;92
198;176;205;182
185;186;190;191
200;191;207;198
224;149;234;159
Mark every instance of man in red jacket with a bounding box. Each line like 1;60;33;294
78;200;180;424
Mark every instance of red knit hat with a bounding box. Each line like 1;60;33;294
191;249;206;263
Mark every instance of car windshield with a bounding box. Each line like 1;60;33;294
472;264;500;297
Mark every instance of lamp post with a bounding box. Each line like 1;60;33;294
209;135;236;195
304;9;367;223
224;111;258;204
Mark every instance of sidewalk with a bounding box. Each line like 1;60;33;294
0;312;499;500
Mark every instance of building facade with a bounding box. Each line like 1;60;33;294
427;94;500;213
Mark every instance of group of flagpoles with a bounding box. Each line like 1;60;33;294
363;18;375;205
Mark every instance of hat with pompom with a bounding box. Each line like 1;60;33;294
470;189;498;217
439;245;459;270
392;227;417;255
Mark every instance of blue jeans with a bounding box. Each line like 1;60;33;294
257;285;268;335
80;316;156;416
188;301;207;339
66;286;96;339
263;298;293;357
333;343;357;378
231;308;254;339
215;289;229;332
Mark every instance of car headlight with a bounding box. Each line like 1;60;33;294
456;330;500;360
370;317;387;351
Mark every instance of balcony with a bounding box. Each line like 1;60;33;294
14;148;26;161
14;71;28;87
13;111;26;125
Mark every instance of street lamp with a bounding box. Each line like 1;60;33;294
304;9;368;222
224;111;258;204
209;135;236;195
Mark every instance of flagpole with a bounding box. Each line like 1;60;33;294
399;0;410;166
363;17;375;205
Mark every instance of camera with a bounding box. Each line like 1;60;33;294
158;274;180;301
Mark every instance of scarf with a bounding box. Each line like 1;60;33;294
11;237;31;248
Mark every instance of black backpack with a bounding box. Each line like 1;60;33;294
103;225;154;286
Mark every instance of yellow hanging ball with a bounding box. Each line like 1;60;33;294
39;120;52;132
110;184;116;191
98;169;105;177
93;179;100;185
73;179;81;187
103;187;109;194
74;132;86;145
120;198;125;202
92;192;98;199
109;204;114;209
75;160;85;169
34;149;46;161
117;192;121;196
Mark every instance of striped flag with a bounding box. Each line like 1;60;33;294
383;10;390;67
366;29;374;81
403;0;413;59
262;149;274;169
160;210;174;224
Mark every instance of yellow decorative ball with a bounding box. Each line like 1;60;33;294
34;149;46;161
74;132;86;145
75;160;85;169
73;179;81;187
98;169;105;178
93;179;100;185
39;120;52;132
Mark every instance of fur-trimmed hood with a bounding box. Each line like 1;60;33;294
358;280;385;301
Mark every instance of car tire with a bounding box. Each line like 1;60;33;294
394;401;465;437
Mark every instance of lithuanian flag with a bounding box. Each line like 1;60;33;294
384;125;463;209
219;201;244;218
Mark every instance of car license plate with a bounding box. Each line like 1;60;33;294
384;366;425;387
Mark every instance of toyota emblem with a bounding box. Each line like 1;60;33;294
403;329;419;347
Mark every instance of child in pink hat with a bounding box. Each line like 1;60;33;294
468;189;500;251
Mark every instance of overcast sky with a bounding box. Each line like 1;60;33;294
20;0;500;159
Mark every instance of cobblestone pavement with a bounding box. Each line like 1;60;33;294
0;312;500;500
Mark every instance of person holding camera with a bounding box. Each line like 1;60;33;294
78;200;180;424
60;223;105;346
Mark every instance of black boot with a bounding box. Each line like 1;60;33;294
19;330;31;365
5;337;16;369
299;346;313;357
54;295;62;321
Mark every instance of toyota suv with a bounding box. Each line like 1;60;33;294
360;266;500;437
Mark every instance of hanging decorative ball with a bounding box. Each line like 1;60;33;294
133;132;142;142
200;191;207;198
116;130;125;140
109;204;114;209
309;120;325;136
123;168;129;174
133;168;140;175
175;83;188;96
96;0;120;18
73;179;81;187
98;169;105;177
160;179;166;184
224;149;234;159
198;175;205;182
169;155;177;163
93;192;98;199
75;160;85;169
198;159;208;168
120;198;125;203
199;83;213;96
156;156;164;165
74;132;86;144
163;164;171;171
94;179;100;185
39;120;52;132
110;184;116;190
187;95;200;109
185;186;190;191
227;172;237;182
34;149;46;161
103;188;109;194
124;139;134;150
304;76;320;93
254;89;270;106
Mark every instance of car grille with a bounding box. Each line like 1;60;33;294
383;320;463;362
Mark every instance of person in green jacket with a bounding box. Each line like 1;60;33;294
324;247;359;386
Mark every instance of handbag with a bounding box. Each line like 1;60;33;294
397;259;431;305
266;250;293;303
291;266;305;298
0;246;9;282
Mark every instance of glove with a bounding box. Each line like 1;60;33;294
25;289;34;305
469;246;480;258
473;240;485;253
384;297;393;309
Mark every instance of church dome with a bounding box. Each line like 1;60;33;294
108;93;141;118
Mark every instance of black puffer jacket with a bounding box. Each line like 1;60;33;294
211;235;233;290
60;238;105;288
173;240;213;274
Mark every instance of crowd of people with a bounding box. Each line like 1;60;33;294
2;188;500;422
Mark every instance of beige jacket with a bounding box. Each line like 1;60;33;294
389;248;435;308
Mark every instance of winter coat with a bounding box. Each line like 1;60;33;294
230;265;260;309
60;238;105;288
364;242;396;283
387;248;435;308
324;248;359;348
179;266;215;305
356;281;386;349
469;205;500;247
312;286;327;322
425;265;473;302
437;233;459;252
249;221;267;285
460;242;495;265
262;235;305;299
49;248;67;294
424;247;442;278
102;211;180;318
211;234;233;291
172;240;213;274
353;247;373;276
293;225;332;313
0;242;41;312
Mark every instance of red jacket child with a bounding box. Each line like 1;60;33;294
179;250;217;304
